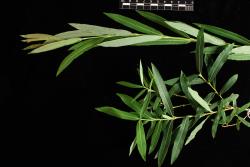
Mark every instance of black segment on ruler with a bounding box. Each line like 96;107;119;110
119;0;194;11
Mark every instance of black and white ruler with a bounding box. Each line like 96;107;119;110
120;0;194;11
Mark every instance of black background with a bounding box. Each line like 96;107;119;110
2;0;250;166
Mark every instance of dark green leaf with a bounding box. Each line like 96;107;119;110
208;44;234;82
188;87;212;112
185;117;208;145
104;13;163;35
30;38;82;54
136;121;147;161
195;29;204;73
152;64;173;115
146;121;156;140
116;81;143;89
165;21;226;46
158;121;173;167
149;121;163;154
212;112;221;138
220;74;238;95
56;38;104;76
117;94;141;113
165;77;179;86
98;35;162;47
171;117;190;165
136;11;189;38
95;107;139;121
133;89;147;101
195;23;250;45
140;92;152;118
169;83;181;97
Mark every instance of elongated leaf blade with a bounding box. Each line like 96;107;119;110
185;118;208;145
136;11;189;38
56;38;103;76
135;37;192;46
158;121;173;167
188;87;212;112
212;113;221;138
140;92;151;118
228;54;250;61
30;38;82;54
129;138;137;156
116;81;143;89
195;23;250;45
136;121;147;161
220;74;238;95
208;44;234;82
105;13;163;35
237;102;250;115
237;117;250;127
171;117;190;165
146;121;156;140
116;94;142;113
98;35;162;47
95;107;139;121
140;60;144;86
165;21;226;46
195;29;204;73
152;64;173;115
149;121;163;154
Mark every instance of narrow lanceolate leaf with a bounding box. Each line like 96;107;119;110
228;54;250;61
171;117;190;165
69;23;132;36
21;33;55;42
237;102;250;115
98;35;162;47
116;81;143;89
195;23;250;45
56;38;103;76
146;121;156;140
185;118;208;145
135;37;192;46
208;44;234;82
165;77;179;86
220;74;238;95
158;121;173;167
149;121;163;154
188;87;212;112
195;29;204;73
140;92;151;118
237;117;250;127
212;113;221;138
116;94;141;113
152;64;173;115
104;13;163;35
165;21;226;46
95;107;139;121
140;60;144;86
136;11;189;38
136;121;147;161
129;138;137;156
29;38;82;54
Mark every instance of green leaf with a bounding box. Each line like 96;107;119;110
195;23;250;45
171;117;190;165
220;74;238;95
212;112;221;138
133;89;147;101
158;121;173;167
169;83;181;97
136;121;147;161
95;107;139;121
185;118;208;145
165;21;226;46
195;29;204;73
146;121;156;140
98;35;162;47
29;38;82;54
129;138;137;156
104;13;163;35
152;64;173;115
23;44;44;50
116;94;141;113
208;44;234;82
188;87;212;112
228;54;250;61
140;92;152;118
56;38;104;76
149;121;163;154
135;37;192;46
116;81;143;89
165;77;179;86
136;11;189;38
140;60;144;86
237;102;250;115
237;117;250;127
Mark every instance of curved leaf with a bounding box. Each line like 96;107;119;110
195;23;250;45
171;117;190;165
136;121;147;161
98;35;162;47
220;74;238;95
208;44;234;82
104;13;163;35
30;38;82;54
95;107;139;121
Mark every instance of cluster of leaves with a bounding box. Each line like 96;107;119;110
22;11;250;166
